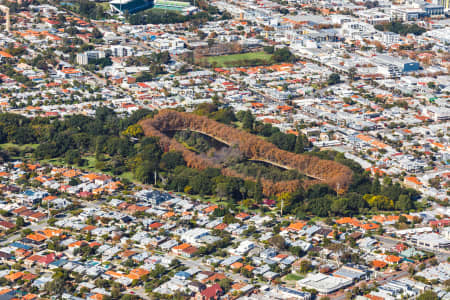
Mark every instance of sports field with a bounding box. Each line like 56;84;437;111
206;51;273;68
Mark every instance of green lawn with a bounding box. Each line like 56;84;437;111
98;2;110;10
42;157;66;166
0;143;39;151
206;51;273;68
284;273;304;281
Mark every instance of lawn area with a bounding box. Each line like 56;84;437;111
284;273;304;281
98;2;110;10
206;51;273;68
0;143;39;151
42;157;66;166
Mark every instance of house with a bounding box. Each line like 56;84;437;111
0;221;15;231
188;281;205;293
285;222;306;232
0;251;12;262
172;243;192;255
404;177;422;189
29;212;47;222
197;283;223;300
372;260;387;270
235;212;250;221
182;246;198;258
384;255;402;264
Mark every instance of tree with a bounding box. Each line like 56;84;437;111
408;265;415;276
327;73;341;86
216;182;229;200
111;287;121;299
268;235;286;250
254;177;263;202
348;67;357;81
122;124;144;138
263;46;275;54
69;177;81;186
299;259;312;273
16;216;25;228
418;263;426;271
65;149;82;165
273;47;295;63
240;110;254;131
45;277;65;295
213;108;236;124
135;71;153;82
190;174;213;195
160;151;185;170
218;278;232;292
364;195;394;210
134;160;158;184
417;291;438;300
294;133;309;154
371;177;381;194
277;192;293;216
150;264;166;278
429;258;438;266
92;27;103;39
396;194;413;211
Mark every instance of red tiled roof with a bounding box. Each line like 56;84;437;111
201;283;223;298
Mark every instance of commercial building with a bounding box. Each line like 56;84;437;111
410;233;450;250
297;273;353;295
374;55;420;78
334;265;370;282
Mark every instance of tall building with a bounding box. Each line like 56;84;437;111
437;0;449;9
76;51;106;65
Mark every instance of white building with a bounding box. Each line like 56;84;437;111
297;273;353;295
76;50;105;65
340;22;376;40
182;228;210;246
410;233;450;250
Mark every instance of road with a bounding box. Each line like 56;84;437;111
1;219;48;246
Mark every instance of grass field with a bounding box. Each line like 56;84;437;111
206;51;273;68
0;143;39;151
283;273;304;281
98;2;110;10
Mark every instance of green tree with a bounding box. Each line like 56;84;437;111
65;149;82;165
396;194;413;211
241;110;254;131
327;73;341;85
273;47;295;62
299;259;312;273
417;291;438;300
160;151;185;170
218;278;232;292
348;67;357;81
16;216;25;228
134;160;159;184
45;277;65;295
268;235;286;250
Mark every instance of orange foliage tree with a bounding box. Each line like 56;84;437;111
139;110;353;196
